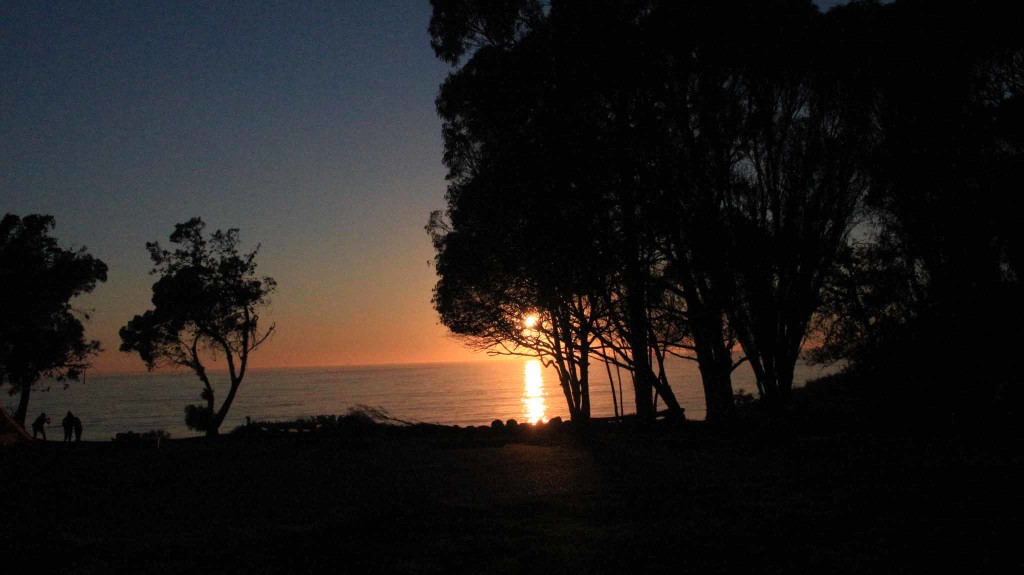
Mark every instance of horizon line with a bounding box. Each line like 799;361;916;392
79;356;530;377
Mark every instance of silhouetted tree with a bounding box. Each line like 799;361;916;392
425;18;614;421
634;0;874;416
119;218;275;436
722;2;872;407
429;207;609;421
429;0;891;423
427;0;687;422
813;0;1024;425
640;0;758;422
564;0;686;422
432;228;613;422
0;214;107;425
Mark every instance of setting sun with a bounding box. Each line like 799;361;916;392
523;314;539;329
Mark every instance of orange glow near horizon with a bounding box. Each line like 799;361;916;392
83;313;486;375
523;359;547;424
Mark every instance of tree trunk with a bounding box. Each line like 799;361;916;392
619;178;656;422
652;346;685;418
674;248;737;422
625;285;656;421
777;353;796;398
193;363;219;436
206;412;220;436
557;368;581;421
630;347;656;421
578;341;591;423
699;362;736;422
579;374;591;423
211;376;247;437
207;412;220;436
685;296;736;422
697;338;736;423
604;356;620;419
13;382;31;426
206;381;219;437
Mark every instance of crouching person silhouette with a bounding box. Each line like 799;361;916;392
32;413;50;440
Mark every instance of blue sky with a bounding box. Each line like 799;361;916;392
3;1;467;371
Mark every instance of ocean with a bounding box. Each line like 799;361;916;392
9;358;836;441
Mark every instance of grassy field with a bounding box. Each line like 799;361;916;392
3;423;1021;573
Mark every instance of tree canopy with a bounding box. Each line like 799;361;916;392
427;0;873;422
120;218;275;436
0;214;108;425
811;0;1024;425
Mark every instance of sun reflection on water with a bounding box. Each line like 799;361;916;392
523;360;547;424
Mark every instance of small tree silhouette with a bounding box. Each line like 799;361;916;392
120;218;275;436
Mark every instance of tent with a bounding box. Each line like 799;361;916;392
0;405;31;445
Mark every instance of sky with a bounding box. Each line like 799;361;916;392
2;0;483;373
2;0;851;374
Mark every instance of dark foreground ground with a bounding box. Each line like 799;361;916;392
3;422;1022;573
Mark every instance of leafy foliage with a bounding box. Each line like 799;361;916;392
0;214;107;423
427;0;872;421
810;1;1024;425
120;218;275;435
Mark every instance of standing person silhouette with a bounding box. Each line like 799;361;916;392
73;415;83;442
62;411;75;442
32;413;50;440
